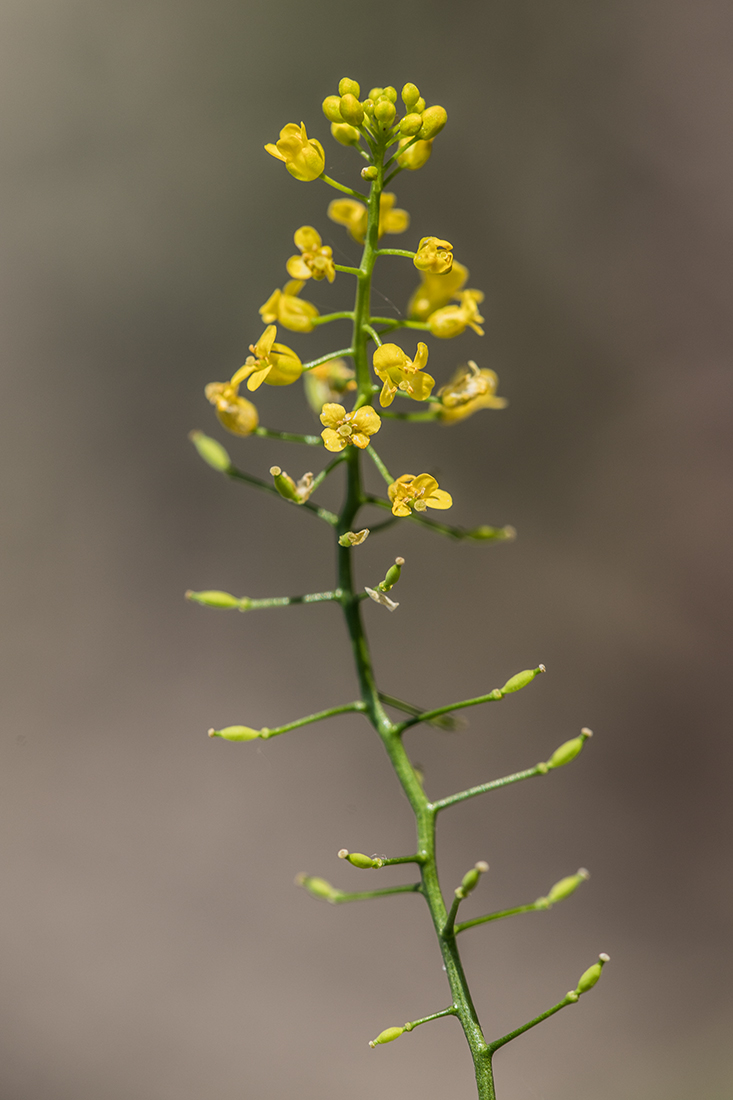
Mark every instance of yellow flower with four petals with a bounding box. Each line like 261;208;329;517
237;325;302;391
327;193;409;243
437;362;507;423
286;227;336;283
413;236;454;274
428;290;485;338
319;403;381;452
265;123;325;182
260;280;319;332
388;473;453;517
372;342;435;407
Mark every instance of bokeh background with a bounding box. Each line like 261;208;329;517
2;1;732;1098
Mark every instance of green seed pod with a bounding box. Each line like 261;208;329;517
297;874;336;902
189;430;231;472
331;122;360;147
399;113;423;136
361;166;378;180
374;99;396;127
369;1026;404;1047
186;589;242;609
500;665;545;695
379;557;404;592
419;105;447;139
547;868;590;905
576;953;610;994
322;95;343;123
339;93;364;126
546;728;593;770
339;77;360;98
457;861;489;897
208;725;261;741
401;83;420;109
382;85;397;103
270;465;300;502
342;851;380;869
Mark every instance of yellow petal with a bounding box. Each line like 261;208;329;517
264;143;286;161
351;432;370;449
352;406;380;434
426;489;453;510
373;343;409;372
255;325;277;358
379;379;397;407
286;255;312;280
321;428;347;452
408;371;435;402
259;288;280;323
320;403;346;428
246;365;271;391
294;225;322;252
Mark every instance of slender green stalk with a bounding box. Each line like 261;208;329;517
260;701;366;739
365;444;393;485
333;882;421;903
376;248;416;258
456;903;538;935
246;590;343;611
488;995;576;1054
320;174;368;200
254;427;322;445
226;465;338;525
311;311;355;325
433;765;544;814
302;348;354;371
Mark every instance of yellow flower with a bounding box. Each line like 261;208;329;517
428;290;485;338
407;262;469;321
264;123;325;182
204;373;259;438
286;227;336;283
235;325;302;391
397;137;433;170
327;192;409;243
388;473;453;517
319;402;381;452
437;362;507;423
260;280;319;332
303;358;356;414
372;342;435;407
414;236;454;274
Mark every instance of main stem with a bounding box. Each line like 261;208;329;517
335;145;496;1099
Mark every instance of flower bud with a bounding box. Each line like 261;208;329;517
374;99;396;127
186;589;247;610
399;113;423;136
397;138;433;170
361;99;375;118
208;725;261;741
576;953;610;995
270;465;300;502
414;97;426;113
457;861;489;898
368;87;384;101
546;868;590;905
295;873;338;902
379;557;404;592
339;93;364;126
338;850;382;869
401;83;420;109
382;86;397;103
189;430;231;473
546;728;593;770
361;166;378;180
419;106;447;139
369;1026;404;1048
499;665;545;695
338;529;370;547
331;122;360;146
339;77;360;98
322;95;343;123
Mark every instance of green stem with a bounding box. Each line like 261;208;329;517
311;311;355;325
488;995;576;1054
362;322;382;346
432;766;545;814
404;1006;458;1030
364;495;510;541
309;454;346;494
319;174;368;201
366;445;393;485
370;317;431;331
378;693;465;731
456;903;539;935
376;248;416;258
397;689;505;732
301;348;354;372
333;264;363;276
333;140;497;1100
255;427;322;445
260;701;366;739
333;882;421;903
246;590;342;611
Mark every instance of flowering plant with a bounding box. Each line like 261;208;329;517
188;77;608;1100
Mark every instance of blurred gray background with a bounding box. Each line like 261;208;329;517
1;1;732;1098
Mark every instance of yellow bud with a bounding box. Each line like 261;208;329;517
368;87;384;100
369;1026;404;1048
546;728;593;770
419;105;447;139
576;953;610;994
374;99;396;126
401;83;420;109
361;98;375;118
331;122;360;146
414;97;426;113
208;725;261;741
339;93;364;126
322;95;343;123
399;113;423;136
339;77;360;98
189;430;231;473
397;138;433;170
500;665;545;694
547;868;590;905
185;589;245;610
382;86;397;103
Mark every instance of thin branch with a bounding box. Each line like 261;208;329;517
488;995;576;1054
362;322;382;346
260;701;366;740
301;348;354;372
311;311;355;326
455;903;538;935
319;174;368;201
363;495;514;542
309;454;346;493
376;248;416;258
378;693;466;731
246;590;343;611
366;445;394;485
333;264;363;276
254;427;323;446
431;765;544;814
333;882;422;903
226;465;338;525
